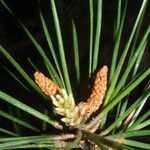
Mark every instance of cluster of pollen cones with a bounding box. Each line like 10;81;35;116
34;65;108;127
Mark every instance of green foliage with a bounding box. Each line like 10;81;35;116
82;130;135;150
72;20;80;86
0;110;40;133
0;91;62;129
0;0;149;149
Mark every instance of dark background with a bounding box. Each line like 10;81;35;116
0;0;149;138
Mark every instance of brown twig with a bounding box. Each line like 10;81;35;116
81;113;102;131
51;133;76;141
